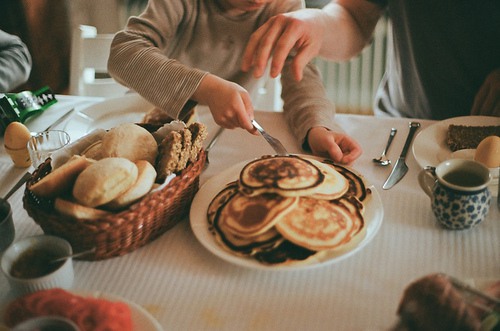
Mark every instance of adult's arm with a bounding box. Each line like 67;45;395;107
471;68;500;116
241;0;384;81
0;30;32;92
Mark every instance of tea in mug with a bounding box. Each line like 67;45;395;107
442;170;485;187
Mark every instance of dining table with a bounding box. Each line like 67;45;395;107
0;94;498;331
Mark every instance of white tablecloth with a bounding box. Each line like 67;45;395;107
1;95;499;331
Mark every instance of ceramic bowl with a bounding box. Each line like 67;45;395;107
1;235;74;295
11;316;79;331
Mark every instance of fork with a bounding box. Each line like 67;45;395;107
204;126;225;167
251;119;288;156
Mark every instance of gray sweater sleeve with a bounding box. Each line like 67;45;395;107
0;30;32;92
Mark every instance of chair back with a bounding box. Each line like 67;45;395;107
69;25;128;97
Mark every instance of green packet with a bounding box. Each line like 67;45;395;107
0;86;57;135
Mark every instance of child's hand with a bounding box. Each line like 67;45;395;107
193;74;255;133
307;126;362;165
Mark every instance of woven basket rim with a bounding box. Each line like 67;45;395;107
23;150;206;260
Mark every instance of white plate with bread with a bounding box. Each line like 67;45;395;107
412;116;500;169
0;290;162;331
65;94;154;140
190;156;384;270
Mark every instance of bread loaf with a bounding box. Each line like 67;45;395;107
29;155;94;198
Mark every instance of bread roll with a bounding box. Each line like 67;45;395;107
106;160;157;210
81;140;102;160
73;157;138;207
29;155;94;198
99;123;158;164
55;198;112;220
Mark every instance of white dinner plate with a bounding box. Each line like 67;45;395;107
190;156;384;270
412;116;499;169
0;290;162;331
65;93;154;140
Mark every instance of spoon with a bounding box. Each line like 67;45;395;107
3;172;31;200
49;247;96;264
373;128;397;166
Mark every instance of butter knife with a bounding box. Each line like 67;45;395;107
382;122;421;190
44;107;75;131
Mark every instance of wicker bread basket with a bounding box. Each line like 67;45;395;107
23;149;206;261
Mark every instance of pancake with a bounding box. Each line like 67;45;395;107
219;188;298;237
206;155;369;266
207;182;284;257
239;155;324;197
324;160;369;202
307;158;349;200
254;240;319;266
274;196;364;251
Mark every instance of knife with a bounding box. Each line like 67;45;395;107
44;107;75;131
382;122;421;190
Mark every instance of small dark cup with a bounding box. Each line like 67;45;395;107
0;198;15;252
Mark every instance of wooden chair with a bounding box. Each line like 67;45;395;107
69;25;128;97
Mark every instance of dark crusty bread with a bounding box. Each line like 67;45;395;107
178;128;192;172
447;125;500;151
142;107;196;126
396;273;481;331
188;122;207;163
156;131;184;182
155;123;207;182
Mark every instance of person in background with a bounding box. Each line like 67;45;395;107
0;29;32;92
241;0;500;119
108;0;362;165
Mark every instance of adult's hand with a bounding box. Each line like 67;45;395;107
241;9;326;81
241;0;383;82
471;68;500;116
307;127;362;165
193;74;255;133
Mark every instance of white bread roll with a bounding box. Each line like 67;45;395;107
73;157;138;207
105;160;157;210
99;123;158;165
55;198;112;220
29;155;94;198
81;140;102;160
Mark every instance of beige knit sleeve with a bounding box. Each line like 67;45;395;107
107;0;207;120
280;60;342;150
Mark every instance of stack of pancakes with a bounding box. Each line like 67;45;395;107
207;155;370;266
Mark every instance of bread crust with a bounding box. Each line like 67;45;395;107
29;155;94;198
55;198;112;220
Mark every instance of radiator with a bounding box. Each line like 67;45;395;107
314;17;390;115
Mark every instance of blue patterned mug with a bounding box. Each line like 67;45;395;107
418;159;491;230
